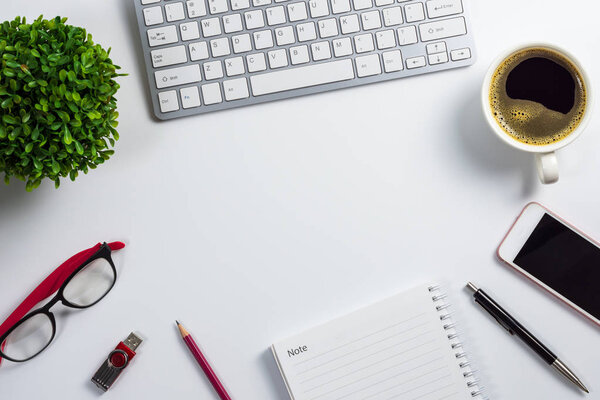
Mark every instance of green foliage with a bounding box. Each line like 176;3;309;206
0;16;125;191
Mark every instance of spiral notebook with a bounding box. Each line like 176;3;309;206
271;284;484;400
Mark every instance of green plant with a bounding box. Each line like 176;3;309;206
0;16;125;191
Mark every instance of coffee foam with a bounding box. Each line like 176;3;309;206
489;48;587;145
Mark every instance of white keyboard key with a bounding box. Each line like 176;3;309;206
166;2;186;21
225;56;246;75
232;0;251;10
354;33;374;53
266;6;287;25
331;0;351;14
318;18;338;38
428;52;448;65
254;0;272;5
450;47;471;61
332;37;352;57
245;10;265;29
143;6;164;26
426;0;463;18
426;41;447;54
353;0;372;10
190;41;210;60
203;60;224;79
355;54;381;77
404;2;425;22
202;82;223;104
232;34;253;53
382;50;403;72
151;45;188;68
288;2;308;21
290;45;310;64
397;26;417;45
142;0;161;4
158;90;179;112
224;14;244;33
406;55;426;69
419;17;466;41
155;64;202;89
340;14;360;34
187;0;207;17
309;0;329;18
247;53;267;72
250;59;354;96
180;21;201;40
268;49;289;68
297;22;317;42
209;0;229;14
201;17;222;36
223;78;250;100
375;30;395;49
180;86;201;108
253;30;274;49
275;26;295;45
382;6;403;26
147;25;179;47
375;0;393;5
210;37;231;57
361;10;381;30
311;41;331;60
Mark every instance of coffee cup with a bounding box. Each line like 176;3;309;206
481;43;593;184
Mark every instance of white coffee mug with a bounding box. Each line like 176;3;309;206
481;43;593;184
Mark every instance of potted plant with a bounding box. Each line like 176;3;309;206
0;16;125;191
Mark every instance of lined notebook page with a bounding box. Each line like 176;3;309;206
272;284;474;400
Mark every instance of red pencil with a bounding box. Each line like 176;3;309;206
176;321;232;400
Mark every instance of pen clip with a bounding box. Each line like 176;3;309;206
492;314;514;335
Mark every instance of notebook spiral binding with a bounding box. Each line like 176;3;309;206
428;285;486;399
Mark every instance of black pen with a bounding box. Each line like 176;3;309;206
466;282;589;393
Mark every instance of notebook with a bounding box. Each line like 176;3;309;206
271;284;484;400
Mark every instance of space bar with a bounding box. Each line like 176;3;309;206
250;59;355;96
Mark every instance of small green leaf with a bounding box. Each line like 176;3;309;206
51;159;60;174
25;143;34;153
63;125;72;144
59;69;67;82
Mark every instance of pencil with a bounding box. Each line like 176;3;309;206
176;321;232;400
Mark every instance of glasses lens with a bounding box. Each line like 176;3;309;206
2;313;53;361
62;257;115;307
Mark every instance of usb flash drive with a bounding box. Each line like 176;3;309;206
92;332;143;391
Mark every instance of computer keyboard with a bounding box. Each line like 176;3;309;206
134;0;475;119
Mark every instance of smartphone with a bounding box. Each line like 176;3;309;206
497;202;600;326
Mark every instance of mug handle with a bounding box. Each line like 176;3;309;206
535;152;559;184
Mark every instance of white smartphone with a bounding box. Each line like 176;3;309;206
497;202;600;326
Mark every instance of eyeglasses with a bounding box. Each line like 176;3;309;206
0;241;125;363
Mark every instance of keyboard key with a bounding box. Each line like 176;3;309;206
232;34;253;53
224;14;244;33
419;17;466;41
375;30;395;49
250;59;354;96
209;0;229;14
288;2;308;21
180;21;201;41
253;30;274;49
201;82;223;104
318;19;338;38
355;54;381;77
426;0;463;18
245;10;265;29
340;14;360;34
382;50;403;72
143;6;164;26
247;53;267;72
187;1;207;17
297;22;317;42
450;47;471;61
155;64;202;89
331;0;351;14
203;60;224;79
361;11;381;30
353;0;372;10
223;78;250;100
268;49;288;68
166;2;186;21
354;33;374;53
309;0;329;18
189;41;210;60
142;0;160;4
254;0;272;5
405;2;425;22
201;17;222;36
225;56;246;75
151;45;188;68
428;52;448;65
397;26;417;45
375;0;393;5
310;41;331;60
266;6;287;25
210;37;231;57
382;7;403;26
147;25;178;47
332;37;352;57
158;90;179;112
426;41;447;54
406;55;426;69
290;45;310;64
180;86;201;108
275;26;295;45
232;0;251;10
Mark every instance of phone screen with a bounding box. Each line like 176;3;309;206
514;213;600;320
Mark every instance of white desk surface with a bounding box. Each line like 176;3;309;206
1;0;599;398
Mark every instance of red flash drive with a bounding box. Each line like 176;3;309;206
92;332;143;391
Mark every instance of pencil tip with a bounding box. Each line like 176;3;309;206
176;320;180;325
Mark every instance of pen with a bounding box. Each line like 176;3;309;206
176;321;232;400
466;282;589;393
